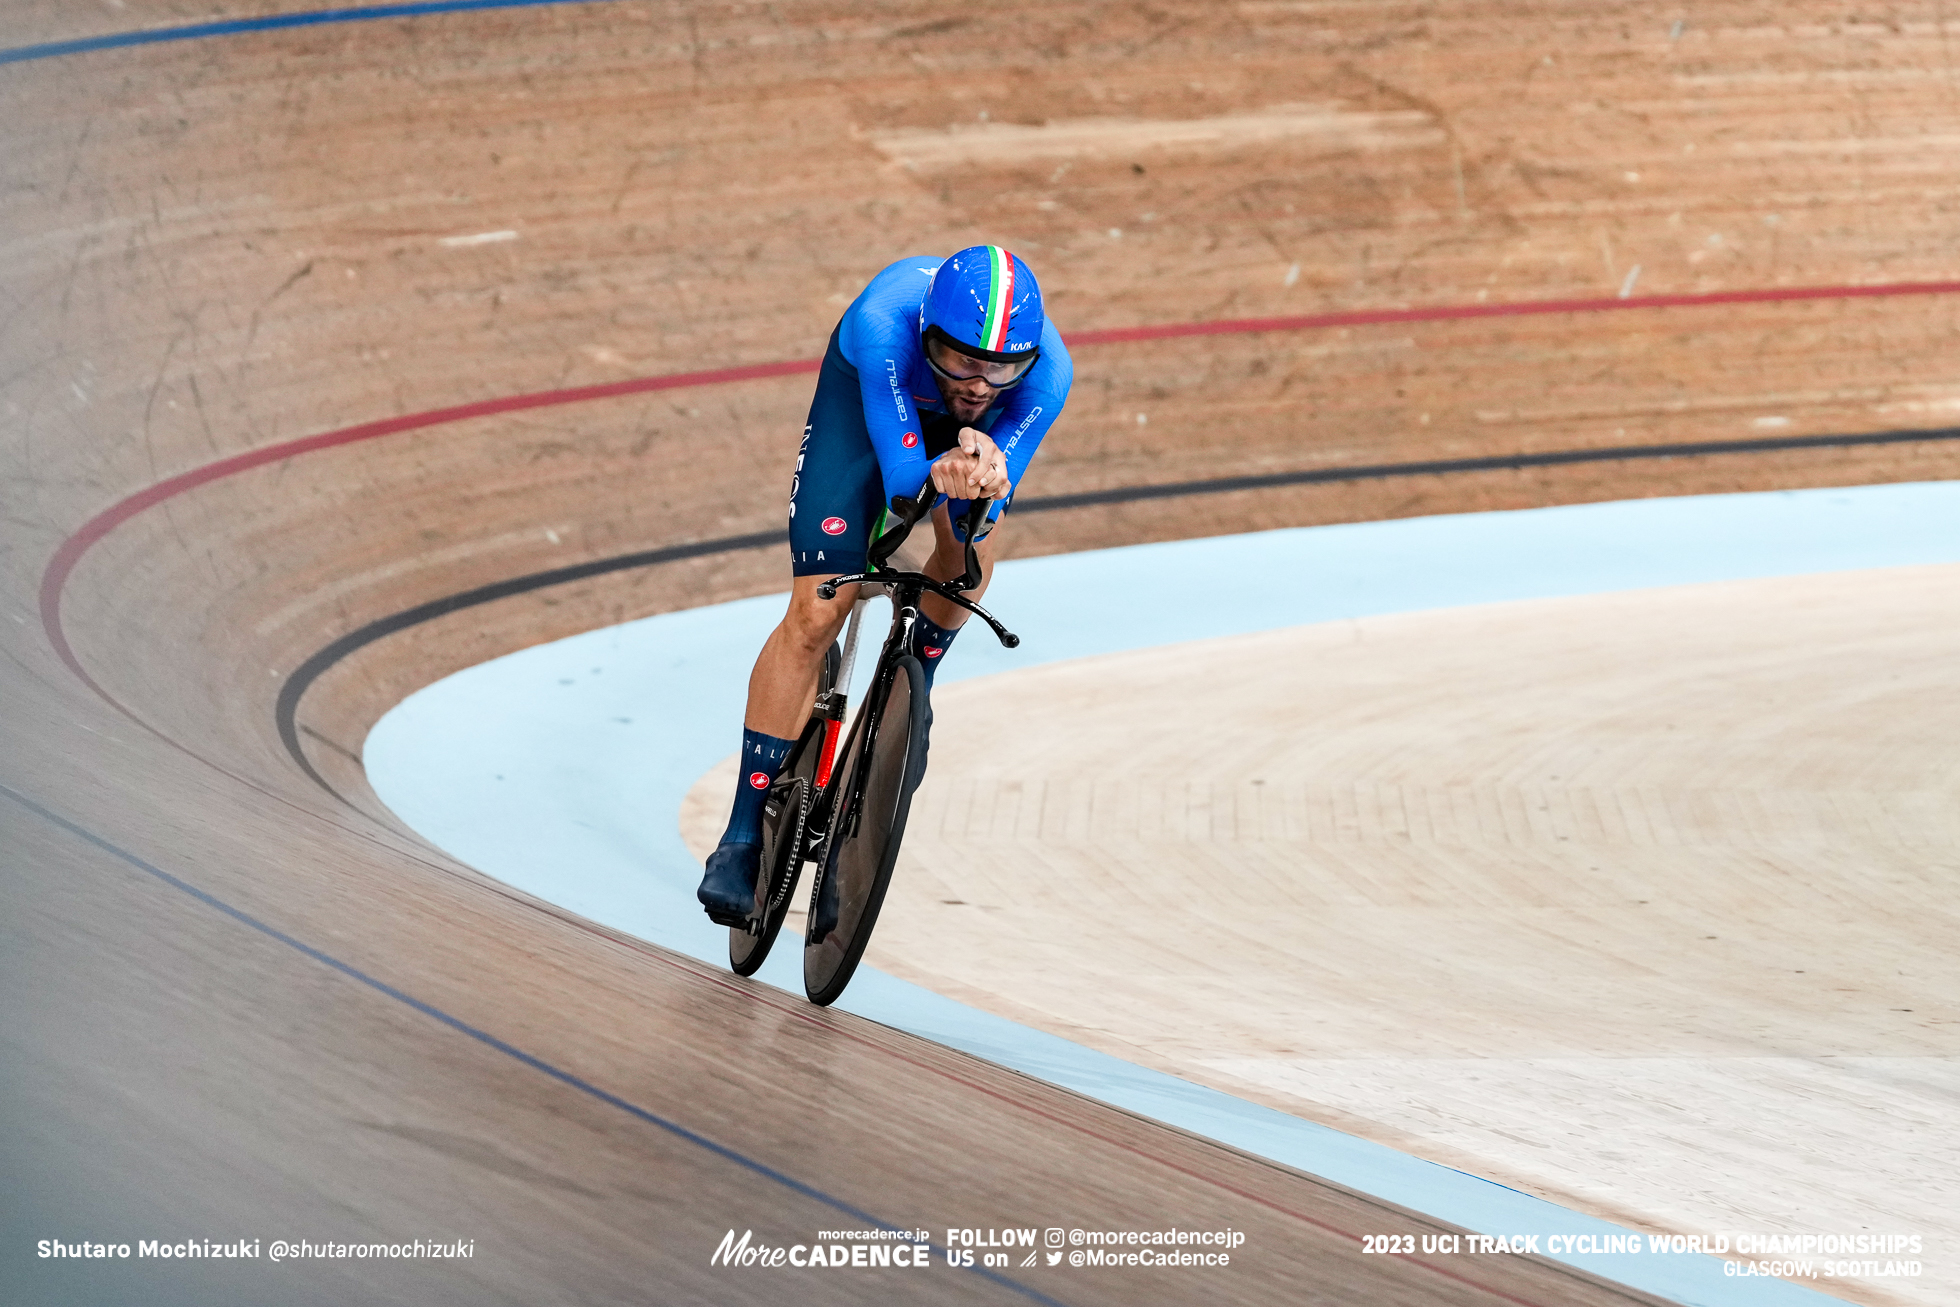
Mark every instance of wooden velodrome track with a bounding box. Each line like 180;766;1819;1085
4;2;1956;1303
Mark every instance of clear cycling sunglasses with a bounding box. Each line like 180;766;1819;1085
925;336;1040;388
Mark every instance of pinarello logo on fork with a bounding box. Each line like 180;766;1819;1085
748;772;770;789
821;516;847;535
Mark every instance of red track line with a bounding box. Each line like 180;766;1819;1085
35;280;1848;1303
39;270;1960;824
39;276;1960;694
1064;278;1960;347
30;363;828;907
36;359;820;690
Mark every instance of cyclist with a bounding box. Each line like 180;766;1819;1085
697;245;1073;922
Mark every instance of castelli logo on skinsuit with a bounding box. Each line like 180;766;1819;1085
821;516;847;535
902;431;919;448
923;647;943;658
748;771;770;789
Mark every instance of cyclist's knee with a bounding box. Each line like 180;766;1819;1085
783;584;853;653
927;530;994;580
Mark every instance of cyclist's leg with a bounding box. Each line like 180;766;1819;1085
757;324;886;734
699;329;882;917
913;506;1001;687
743;575;858;738
921;503;1001;613
887;509;1001;789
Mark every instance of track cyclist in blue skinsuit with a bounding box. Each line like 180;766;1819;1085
697;246;1073;921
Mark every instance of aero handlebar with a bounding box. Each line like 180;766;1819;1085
864;473;992;586
866;475;939;573
816;475;1018;648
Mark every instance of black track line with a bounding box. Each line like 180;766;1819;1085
277;422;1960;795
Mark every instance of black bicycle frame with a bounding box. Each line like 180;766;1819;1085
800;485;1017;871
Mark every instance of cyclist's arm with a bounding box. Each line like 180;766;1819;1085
845;341;938;515
941;323;1073;535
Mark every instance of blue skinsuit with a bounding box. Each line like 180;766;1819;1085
788;256;1072;575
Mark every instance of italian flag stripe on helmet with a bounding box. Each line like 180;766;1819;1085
981;246;1014;351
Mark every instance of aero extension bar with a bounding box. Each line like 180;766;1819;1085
816;481;1020;650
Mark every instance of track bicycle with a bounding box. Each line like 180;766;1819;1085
724;482;1018;1005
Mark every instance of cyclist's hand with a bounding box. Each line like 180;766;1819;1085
931;427;1012;501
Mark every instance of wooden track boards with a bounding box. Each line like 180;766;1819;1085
6;3;1958;1302
2;728;1673;1306
880;566;1960;1266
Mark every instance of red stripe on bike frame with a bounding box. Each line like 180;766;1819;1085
39;275;1960;703
815;718;842;791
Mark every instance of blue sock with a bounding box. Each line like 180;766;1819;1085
718;727;795;848
913;611;960;690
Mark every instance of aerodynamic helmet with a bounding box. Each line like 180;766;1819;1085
920;245;1044;385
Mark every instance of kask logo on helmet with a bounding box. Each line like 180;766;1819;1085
821;516;847;535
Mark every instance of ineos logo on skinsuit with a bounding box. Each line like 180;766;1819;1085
789;423;812;517
821;516;847;535
748;772;770;790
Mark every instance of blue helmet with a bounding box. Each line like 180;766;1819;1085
920;245;1044;362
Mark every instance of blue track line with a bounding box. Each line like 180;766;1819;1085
0;780;1070;1307
0;0;618;66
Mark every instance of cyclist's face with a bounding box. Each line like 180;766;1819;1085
927;338;1030;422
927;337;1037;387
929;347;997;420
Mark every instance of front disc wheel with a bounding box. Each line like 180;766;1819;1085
803;655;927;1006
